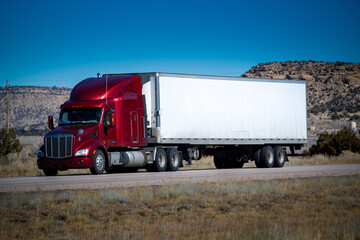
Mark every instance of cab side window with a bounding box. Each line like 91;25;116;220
103;111;112;135
104;111;111;127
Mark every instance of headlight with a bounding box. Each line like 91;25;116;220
37;151;44;157
75;149;89;156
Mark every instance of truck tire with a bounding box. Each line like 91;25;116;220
222;151;243;168
43;168;58;176
232;151;244;168
260;146;274;168
214;155;225;169
223;159;235;168
273;146;286;168
166;148;180;171
234;160;244;168
254;148;262;168
153;148;167;172
231;160;244;168
193;148;202;160
90;150;106;174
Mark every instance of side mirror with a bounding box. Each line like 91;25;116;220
48;115;55;130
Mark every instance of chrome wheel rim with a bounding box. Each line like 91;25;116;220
96;154;105;171
171;152;179;167
267;151;274;165
278;150;285;164
194;149;200;160
158;152;166;168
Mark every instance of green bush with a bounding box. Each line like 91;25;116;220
0;128;22;158
309;127;360;156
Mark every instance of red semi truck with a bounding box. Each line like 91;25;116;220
37;73;307;176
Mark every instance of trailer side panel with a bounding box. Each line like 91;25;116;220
156;74;306;145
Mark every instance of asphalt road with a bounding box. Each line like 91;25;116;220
0;164;359;192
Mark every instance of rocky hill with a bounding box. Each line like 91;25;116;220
243;61;360;131
1;61;359;135
0;87;71;134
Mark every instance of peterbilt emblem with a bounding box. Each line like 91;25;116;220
78;129;84;135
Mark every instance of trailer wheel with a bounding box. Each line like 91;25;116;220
232;151;245;168
223;159;235;168
254;148;262;168
221;151;242;168
214;155;225;169
90;150;105;174
153;148;167;172
166;148;180;171
273;146;286;168
234;160;244;168
260;146;274;168
193;148;202;160
43;168;58;176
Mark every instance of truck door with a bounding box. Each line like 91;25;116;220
130;111;139;143
103;109;116;146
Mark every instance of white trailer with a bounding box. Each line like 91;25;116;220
109;72;307;169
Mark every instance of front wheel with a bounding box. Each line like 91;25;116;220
90;150;106;174
43;168;58;176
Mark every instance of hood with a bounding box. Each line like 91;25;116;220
46;125;99;138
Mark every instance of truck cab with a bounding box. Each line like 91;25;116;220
37;75;147;176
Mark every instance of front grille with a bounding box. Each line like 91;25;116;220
45;134;73;158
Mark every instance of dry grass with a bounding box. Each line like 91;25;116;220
287;151;360;166
183;156;217;170
0;175;359;239
0;144;89;178
0;144;43;178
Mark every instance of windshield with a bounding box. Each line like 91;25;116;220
59;108;102;125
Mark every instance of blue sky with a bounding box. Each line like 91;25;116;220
1;0;359;88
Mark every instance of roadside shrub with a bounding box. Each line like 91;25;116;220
309;127;360;156
0;127;22;159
